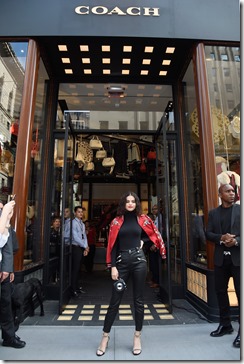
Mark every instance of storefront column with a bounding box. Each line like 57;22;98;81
12;39;40;271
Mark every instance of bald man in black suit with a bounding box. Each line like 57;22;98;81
206;184;240;348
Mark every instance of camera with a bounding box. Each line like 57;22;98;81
113;278;127;292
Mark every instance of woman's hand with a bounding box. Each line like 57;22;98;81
111;266;119;280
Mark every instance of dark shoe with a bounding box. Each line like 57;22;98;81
233;333;240;348
210;324;233;337
77;287;86;294
2;336;26;348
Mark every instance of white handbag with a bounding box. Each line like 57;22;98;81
89;136;103;149
83;161;95;171
96;148;107;159
102;157;115;167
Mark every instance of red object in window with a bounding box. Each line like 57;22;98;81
10;122;19;136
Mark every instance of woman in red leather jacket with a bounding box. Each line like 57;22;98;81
96;191;166;357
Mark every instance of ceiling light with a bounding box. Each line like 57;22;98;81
144;46;154;53
137;93;144;97
122;70;130;74
61;58;70;63
102;58;110;64
103;69;111;74
82;58;90;63
102;45;110;52
162;60;171;65
84;69;92;74
65;69;73;74
141;70;149;75
123;46;132;52
58;45;67;51
122;58;131;64
159;71;167;76
80;45;89;51
142;59;151;65
138;85;145;90
166;47;175;53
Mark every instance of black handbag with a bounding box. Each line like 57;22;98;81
113;278;127;292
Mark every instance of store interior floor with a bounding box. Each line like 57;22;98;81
22;264;212;327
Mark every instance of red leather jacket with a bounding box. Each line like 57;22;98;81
106;214;166;267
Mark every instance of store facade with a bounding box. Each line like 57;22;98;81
0;0;240;320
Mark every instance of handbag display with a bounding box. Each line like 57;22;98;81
83;161;95;171
102;157;115;167
96;148;107;159
75;140;93;165
89;136;103;149
147;148;156;160
140;158;147;173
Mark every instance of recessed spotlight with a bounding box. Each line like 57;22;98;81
144;46;154;53
80;45;89;51
162;60;171;65
159;71;167;76
102;58;111;64
122;58;131;64
84;69;92;74
122;70;130;75
62;58;70;63
102;45;110;52
166;47;175;53
123;46;132;52
141;70;149;75
103;69;111;74
82;58;90;63
142;59;151;65
58;45;67;51
64;69;73;74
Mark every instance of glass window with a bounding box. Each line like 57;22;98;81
182;61;206;264
205;45;240;205
25;59;49;265
0;41;28;204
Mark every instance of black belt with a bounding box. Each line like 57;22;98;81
120;247;140;253
72;245;85;249
223;251;231;255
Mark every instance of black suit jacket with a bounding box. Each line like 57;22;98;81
205;203;240;267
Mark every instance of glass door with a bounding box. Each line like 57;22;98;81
58;112;76;314
155;115;172;313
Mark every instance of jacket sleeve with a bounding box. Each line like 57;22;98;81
1;235;13;273
205;209;222;244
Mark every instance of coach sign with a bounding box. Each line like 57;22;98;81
74;6;160;16
0;0;239;41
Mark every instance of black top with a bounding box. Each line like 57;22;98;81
111;211;142;267
220;205;233;234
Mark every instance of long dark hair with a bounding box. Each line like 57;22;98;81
116;191;142;216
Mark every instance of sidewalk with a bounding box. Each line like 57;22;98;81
1;321;240;361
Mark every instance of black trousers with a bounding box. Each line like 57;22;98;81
71;245;85;291
0;275;15;340
214;255;240;326
84;244;96;273
103;248;147;333
149;250;160;284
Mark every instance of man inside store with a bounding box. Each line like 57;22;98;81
205;184;240;348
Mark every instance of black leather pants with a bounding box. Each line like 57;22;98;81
103;247;147;333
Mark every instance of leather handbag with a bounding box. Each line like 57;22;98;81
83;161;95;171
140;158;147;173
102;157;115;167
147;148;156;160
96;148;107;159
89;136;103;149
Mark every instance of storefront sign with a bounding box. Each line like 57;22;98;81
75;6;160;16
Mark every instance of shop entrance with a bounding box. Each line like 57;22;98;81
46;109;176;315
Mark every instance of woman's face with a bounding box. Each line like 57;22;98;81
125;195;136;212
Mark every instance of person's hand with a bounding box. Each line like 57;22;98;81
1;200;15;220
83;249;89;256
111;267;119;280
0;271;10;282
221;233;236;244
10;272;15;282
